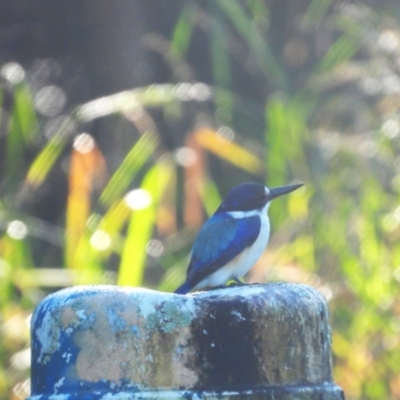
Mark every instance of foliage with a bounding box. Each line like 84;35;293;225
1;1;400;399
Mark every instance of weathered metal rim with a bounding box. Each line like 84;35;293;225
27;382;344;400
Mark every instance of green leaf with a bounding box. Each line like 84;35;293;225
171;4;195;56
265;97;288;186
210;6;233;124
317;31;360;73
217;0;287;89
12;83;38;143
25;117;75;187
303;0;333;28
100;132;159;207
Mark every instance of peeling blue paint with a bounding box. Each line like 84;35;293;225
28;383;344;399
146;300;193;333
130;326;140;337
29;287;145;399
28;284;343;400
106;308;128;333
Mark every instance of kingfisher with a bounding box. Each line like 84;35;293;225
174;181;303;294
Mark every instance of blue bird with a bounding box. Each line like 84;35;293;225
174;181;303;294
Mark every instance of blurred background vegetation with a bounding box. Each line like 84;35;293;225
1;1;400;399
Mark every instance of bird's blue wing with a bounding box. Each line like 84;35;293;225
186;213;261;287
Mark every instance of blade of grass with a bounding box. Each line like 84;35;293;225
303;0;333;28
65;135;107;269
265;96;310;183
70;232;106;284
25;117;75;187
247;0;270;20
194;127;263;173
265;97;288;186
118;158;173;287
158;260;188;293
217;0;287;90
4;112;24;187
317;30;361;73
3;82;39;188
265;96;311;226
210;3;233;125
99;200;131;240
184;133;205;227
5;96;24;186
171;4;195;56
0;236;33;271
99;132;158;207
76;83;213;124
12;83;38;144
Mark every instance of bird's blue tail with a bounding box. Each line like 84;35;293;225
174;282;191;295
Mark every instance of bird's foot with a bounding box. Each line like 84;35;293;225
205;279;246;292
211;284;229;290
229;278;245;286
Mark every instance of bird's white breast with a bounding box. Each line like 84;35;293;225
193;204;271;290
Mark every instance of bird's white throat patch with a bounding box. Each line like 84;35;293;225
227;202;271;221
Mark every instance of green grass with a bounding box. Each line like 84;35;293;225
1;2;400;399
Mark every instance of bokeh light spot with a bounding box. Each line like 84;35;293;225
90;230;111;251
125;189;152;210
10;348;31;371
390;316;400;332
175;83;212;102
358;140;377;158
34;85;66;116
382;74;400;94
391;174;400;192
146;239;164;257
378;30;399;53
360;77;381;95
381;119;400;138
12;379;30;399
217;126;235;142
394;206;400;222
318;285;333;302
7;220;28;240
174;147;197;167
73;133;95;154
394;266;400;282
0;259;10;279
0;62;25;84
382;213;399;232
175;83;192;101
189;83;212;101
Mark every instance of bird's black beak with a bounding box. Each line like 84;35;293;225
268;183;304;201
